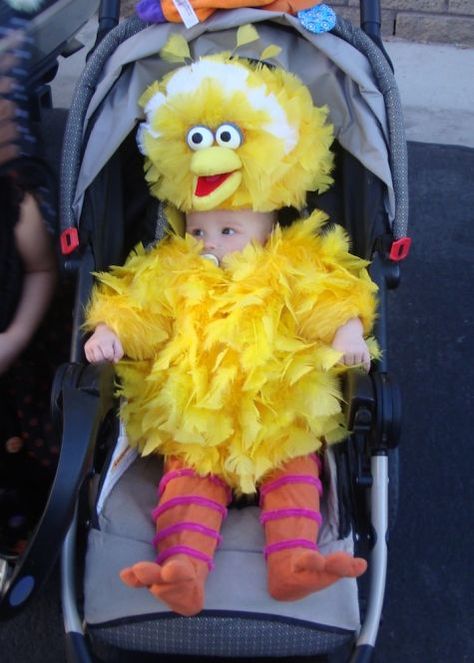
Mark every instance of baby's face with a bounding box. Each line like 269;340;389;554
186;210;275;263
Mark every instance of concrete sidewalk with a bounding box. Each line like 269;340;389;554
384;39;474;148
50;16;474;148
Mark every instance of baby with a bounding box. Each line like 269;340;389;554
84;49;377;616
85;206;374;616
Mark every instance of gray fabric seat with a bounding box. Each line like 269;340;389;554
84;436;360;657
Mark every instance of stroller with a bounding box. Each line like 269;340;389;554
4;1;408;660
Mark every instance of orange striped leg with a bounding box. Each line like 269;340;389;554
260;454;367;601
120;458;230;616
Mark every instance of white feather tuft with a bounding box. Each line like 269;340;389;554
144;91;167;122
139;92;166;148
165;60;250;100
136;123;160;155
246;87;298;154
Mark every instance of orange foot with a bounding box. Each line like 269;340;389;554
268;550;367;601
120;556;208;616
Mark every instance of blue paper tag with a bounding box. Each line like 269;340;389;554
297;4;336;34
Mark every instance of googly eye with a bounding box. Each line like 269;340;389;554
186;126;214;150
215;123;243;149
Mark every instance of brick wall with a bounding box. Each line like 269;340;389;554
121;1;474;46
330;0;474;45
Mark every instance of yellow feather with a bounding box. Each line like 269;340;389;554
236;24;260;48
160;34;191;63
261;44;282;61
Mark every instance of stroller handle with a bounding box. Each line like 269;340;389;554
359;0;392;67
88;0;120;52
360;0;382;34
360;0;382;41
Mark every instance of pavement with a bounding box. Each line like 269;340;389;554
383;39;474;148
50;14;474;148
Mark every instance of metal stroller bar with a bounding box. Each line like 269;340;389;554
59;15;145;269
92;0;120;52
332;18;408;242
360;0;382;39
356;455;389;644
62;511;91;663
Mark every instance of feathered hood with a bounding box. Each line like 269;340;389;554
137;52;334;214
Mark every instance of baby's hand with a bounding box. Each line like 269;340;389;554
331;318;370;372
84;324;124;364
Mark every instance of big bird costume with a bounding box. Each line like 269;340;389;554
84;37;378;616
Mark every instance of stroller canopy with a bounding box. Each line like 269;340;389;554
61;9;408;242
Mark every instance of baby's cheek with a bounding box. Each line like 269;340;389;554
230;236;249;253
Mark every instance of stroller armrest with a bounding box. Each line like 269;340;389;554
344;370;376;434
344;369;401;451
0;363;114;620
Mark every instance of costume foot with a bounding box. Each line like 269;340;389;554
268;550;367;601
120;564;151;588
119;558;207;616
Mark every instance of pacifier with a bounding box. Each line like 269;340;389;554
201;253;220;267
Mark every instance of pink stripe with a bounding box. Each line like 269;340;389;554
156;545;214;570
264;539;319;560
260;508;323;525
153;522;223;545
259;475;323;505
152;496;228;520
158;469;196;497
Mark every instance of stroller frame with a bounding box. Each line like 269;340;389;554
1;2;406;662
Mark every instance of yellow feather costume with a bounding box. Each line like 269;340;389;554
85;212;377;494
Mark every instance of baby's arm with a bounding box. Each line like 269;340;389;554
84;323;124;364
331;317;370;372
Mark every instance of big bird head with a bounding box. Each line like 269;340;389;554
137;50;334;213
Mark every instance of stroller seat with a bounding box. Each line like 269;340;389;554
85;429;360;657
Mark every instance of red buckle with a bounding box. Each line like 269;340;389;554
389;237;411;262
60;228;79;256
